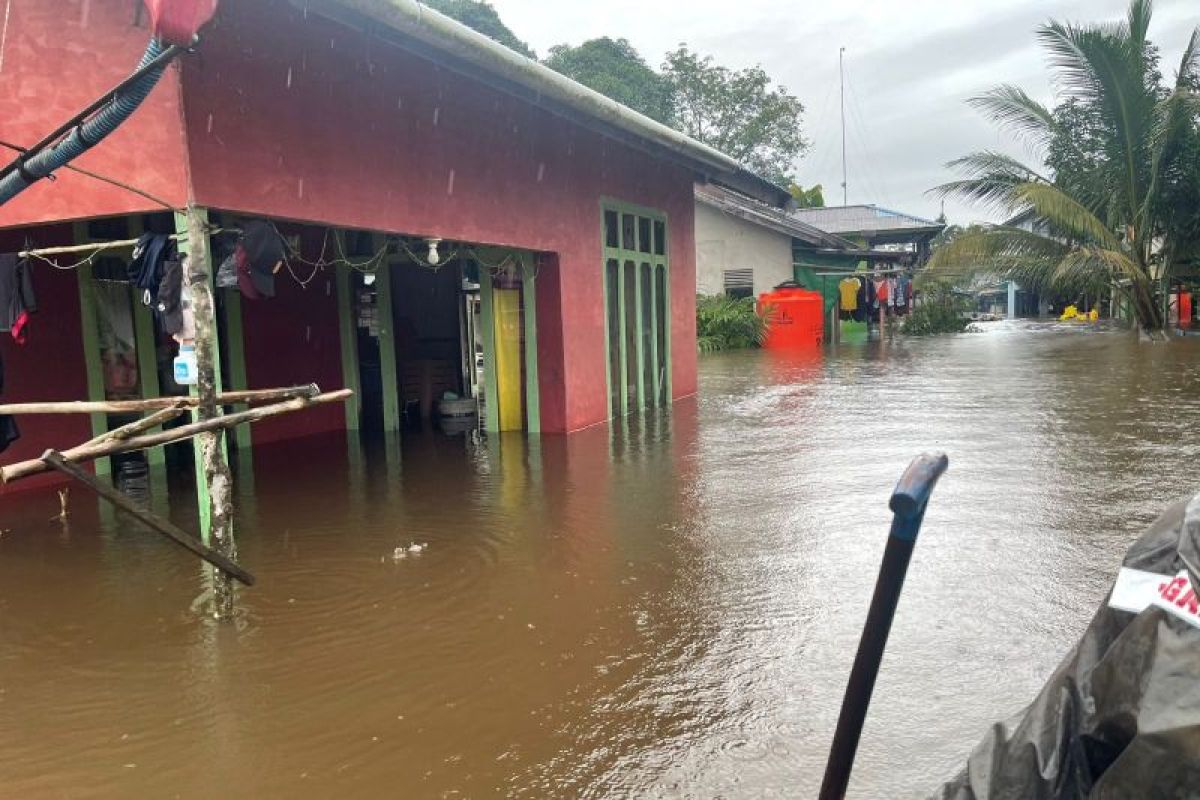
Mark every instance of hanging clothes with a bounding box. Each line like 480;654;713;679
838;276;860;321
854;278;868;322
894;273;911;315
0;350;19;454
0;254;37;344
874;277;889;309
838;277;860;311
235;220;283;300
887;277;899;309
127;232;176;305
155;257;185;336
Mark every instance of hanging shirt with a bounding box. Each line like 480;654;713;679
895;274;910;307
0;254;36;344
838;277;860;311
887;278;899;308
874;277;889;304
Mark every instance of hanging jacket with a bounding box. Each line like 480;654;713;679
127;232;176;304
0;254;36;343
155;257;185;336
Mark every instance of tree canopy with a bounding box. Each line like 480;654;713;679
662;46;808;187
422;0;534;58
544;38;675;125
930;0;1200;333
789;184;825;208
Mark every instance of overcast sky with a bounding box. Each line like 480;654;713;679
491;0;1197;225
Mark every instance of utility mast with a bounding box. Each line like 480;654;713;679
839;46;848;206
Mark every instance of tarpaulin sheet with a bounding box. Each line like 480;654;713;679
933;493;1200;799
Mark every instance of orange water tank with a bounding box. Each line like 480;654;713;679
759;286;824;349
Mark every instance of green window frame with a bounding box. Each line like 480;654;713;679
600;199;670;419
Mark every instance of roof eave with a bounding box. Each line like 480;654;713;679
301;0;789;206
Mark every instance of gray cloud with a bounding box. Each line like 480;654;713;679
493;0;1198;225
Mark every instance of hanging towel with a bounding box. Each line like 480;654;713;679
0;254;37;344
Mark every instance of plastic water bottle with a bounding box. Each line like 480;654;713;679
174;344;197;386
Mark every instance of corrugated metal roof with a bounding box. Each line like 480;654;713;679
789;204;943;235
695;184;855;248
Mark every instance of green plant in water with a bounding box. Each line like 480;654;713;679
902;282;973;336
696;294;769;352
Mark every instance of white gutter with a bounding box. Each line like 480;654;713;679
297;0;790;206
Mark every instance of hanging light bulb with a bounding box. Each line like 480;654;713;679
425;238;442;266
363;272;376;286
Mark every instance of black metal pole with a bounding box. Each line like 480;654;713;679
818;453;948;800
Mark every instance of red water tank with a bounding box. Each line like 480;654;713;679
143;0;219;46
759;286;824;349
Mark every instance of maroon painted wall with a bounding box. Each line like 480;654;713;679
0;0;188;227
178;0;699;432
235;224;344;445
0;225;93;493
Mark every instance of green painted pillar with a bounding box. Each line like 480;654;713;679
376;241;401;433
221;288;252;450
174;209;226;542
479;273;500;433
522;255;540;434
617;262;630;417
649;264;660;408
71;222;110;474
634;262;646;411
334;242;362;431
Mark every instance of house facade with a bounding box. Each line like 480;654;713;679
0;0;783;490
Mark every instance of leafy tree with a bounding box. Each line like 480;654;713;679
544;38;675;125
422;0;534;58
662;46;808;187
789;183;825;208
930;0;1200;333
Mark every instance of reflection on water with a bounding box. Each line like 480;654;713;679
2;321;1199;798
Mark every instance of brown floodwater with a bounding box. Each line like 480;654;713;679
3;321;1200;799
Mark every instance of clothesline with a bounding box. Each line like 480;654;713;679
814;267;913;277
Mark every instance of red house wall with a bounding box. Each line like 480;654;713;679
0;225;93;493
178;0;699;432
0;0;189;227
235;224;344;445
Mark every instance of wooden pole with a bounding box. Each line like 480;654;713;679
0;384;320;415
41;450;256;586
0;390;351;484
183;203;238;619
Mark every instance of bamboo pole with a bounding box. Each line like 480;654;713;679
41;450;256;586
0;384;320;415
0;390;351;484
88;404;188;446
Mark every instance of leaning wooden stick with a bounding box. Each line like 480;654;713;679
41;450;255;586
87;404;189;446
0;384;320;416
1;389;352;483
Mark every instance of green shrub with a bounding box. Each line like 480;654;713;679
696;294;769;352
902;282;972;336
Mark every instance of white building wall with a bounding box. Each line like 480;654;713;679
694;202;795;297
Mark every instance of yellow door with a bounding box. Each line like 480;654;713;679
492;287;524;431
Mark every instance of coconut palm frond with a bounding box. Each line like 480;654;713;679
967;85;1057;149
1039;17;1158;224
932;151;1047;210
1013;182;1121;249
1050;246;1141;289
926;226;1070;288
1127;0;1153;47
1177;27;1200;86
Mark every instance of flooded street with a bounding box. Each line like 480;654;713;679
3;322;1200;799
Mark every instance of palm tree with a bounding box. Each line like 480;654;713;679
930;0;1200;334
